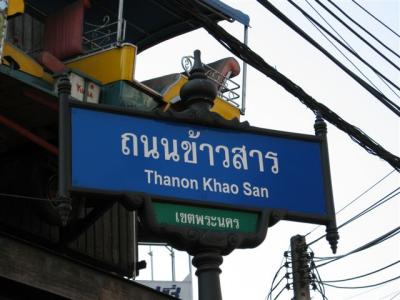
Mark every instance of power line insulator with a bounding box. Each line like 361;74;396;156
290;235;311;300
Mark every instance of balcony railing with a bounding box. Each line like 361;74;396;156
181;55;241;108
83;16;126;52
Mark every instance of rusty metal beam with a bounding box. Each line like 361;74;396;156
23;89;58;112
0;114;58;155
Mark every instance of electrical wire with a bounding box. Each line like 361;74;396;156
313;227;399;264
309;249;400;297
321;275;400;289
305;0;355;52
266;252;290;300
336;170;397;215
287;0;400;96
327;0;400;59
301;204;397;297
166;0;400;171
304;170;396;237
323;260;400;283
389;291;400;300
308;187;400;246
343;284;394;299
316;187;399;243
303;0;396;99
310;260;329;299
312;260;327;296
338;187;399;229
273;284;290;300
267;267;286;299
315;226;400;268
305;0;400;99
352;0;400;38
257;0;400;117
318;287;329;300
315;285;329;300
313;277;328;300
156;6;400;284
314;0;400;71
270;275;288;297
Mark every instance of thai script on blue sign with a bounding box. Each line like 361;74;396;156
121;130;279;174
71;107;328;216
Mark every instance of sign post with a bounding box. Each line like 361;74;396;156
56;75;73;226
67;101;338;298
67;51;338;299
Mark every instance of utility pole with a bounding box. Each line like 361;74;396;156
290;235;311;300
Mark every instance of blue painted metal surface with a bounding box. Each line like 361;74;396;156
71;107;327;216
203;0;250;26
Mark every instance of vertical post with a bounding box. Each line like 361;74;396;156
171;247;176;282
148;246;154;281
0;0;8;62
188;254;194;300
192;252;223;300
314;112;339;254
180;50;222;299
57;75;72;226
116;0;124;44
290;235;311;300
188;254;193;277
164;245;176;281
241;25;249;115
132;211;138;278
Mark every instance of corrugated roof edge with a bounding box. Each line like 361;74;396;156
202;0;250;27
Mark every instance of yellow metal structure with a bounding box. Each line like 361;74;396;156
1;4;238;120
211;97;240;120
7;0;24;17
161;74;240;120
3;41;44;78
66;44;137;85
162;75;187;104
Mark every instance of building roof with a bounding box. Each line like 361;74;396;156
26;0;250;52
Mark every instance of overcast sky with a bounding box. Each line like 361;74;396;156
135;1;400;299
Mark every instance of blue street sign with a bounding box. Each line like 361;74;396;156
70;106;329;217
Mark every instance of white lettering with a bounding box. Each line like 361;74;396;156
203;177;213;192
144;169;198;190
202;177;239;195
231;184;239;195
144;169;153;183
122;131;280;174
243;181;269;198
243;182;252;196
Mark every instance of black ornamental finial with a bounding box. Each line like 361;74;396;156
180;50;217;108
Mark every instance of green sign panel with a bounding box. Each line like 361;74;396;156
153;201;259;233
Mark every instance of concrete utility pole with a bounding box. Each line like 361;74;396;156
290;235;311;300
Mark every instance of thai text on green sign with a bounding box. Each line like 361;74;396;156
153;201;259;233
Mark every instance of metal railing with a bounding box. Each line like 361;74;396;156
181;55;241;108
83;15;126;52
